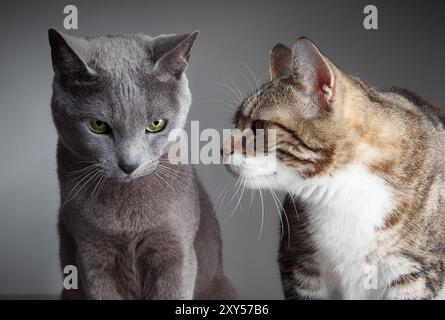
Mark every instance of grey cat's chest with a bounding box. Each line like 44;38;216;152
102;233;151;298
80;228;183;299
60;170;199;299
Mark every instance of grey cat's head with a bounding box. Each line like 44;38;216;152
49;29;198;181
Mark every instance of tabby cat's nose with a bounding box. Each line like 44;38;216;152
118;162;139;175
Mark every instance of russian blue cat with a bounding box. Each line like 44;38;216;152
49;29;235;299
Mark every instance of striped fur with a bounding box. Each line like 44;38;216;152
223;38;445;299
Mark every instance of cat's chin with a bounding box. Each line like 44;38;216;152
110;175;144;184
226;163;281;189
227;164;301;192
108;166;159;183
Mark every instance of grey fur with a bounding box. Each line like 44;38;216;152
49;29;235;299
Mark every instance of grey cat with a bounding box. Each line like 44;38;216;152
48;29;236;300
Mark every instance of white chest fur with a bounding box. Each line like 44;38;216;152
290;164;393;299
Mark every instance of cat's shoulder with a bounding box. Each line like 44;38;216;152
378;87;445;127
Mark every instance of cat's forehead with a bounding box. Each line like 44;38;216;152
240;75;299;119
87;34;154;75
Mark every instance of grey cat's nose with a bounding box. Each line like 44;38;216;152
118;162;139;175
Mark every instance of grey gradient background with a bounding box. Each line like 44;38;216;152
0;0;444;299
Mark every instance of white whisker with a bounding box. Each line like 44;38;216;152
63;167;99;206
225;173;247;223
258;186;265;240
222;73;244;103
154;170;175;192
64;169;102;206
241;61;261;92
211;80;242;104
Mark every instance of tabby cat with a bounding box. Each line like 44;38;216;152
222;37;445;299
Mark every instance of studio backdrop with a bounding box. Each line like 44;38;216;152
0;0;443;299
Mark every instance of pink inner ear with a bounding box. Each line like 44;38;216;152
313;69;334;109
319;66;335;98
293;38;335;109
318;70;331;90
311;50;333;96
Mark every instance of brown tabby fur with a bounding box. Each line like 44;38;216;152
225;38;445;299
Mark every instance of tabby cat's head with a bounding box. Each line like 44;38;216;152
223;38;377;190
49;29;198;181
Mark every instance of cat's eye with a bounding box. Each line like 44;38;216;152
146;119;167;133
89;119;110;134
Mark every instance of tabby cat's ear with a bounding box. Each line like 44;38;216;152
48;29;95;78
153;30;199;80
292;37;336;109
269;43;293;80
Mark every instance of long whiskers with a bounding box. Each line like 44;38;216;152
267;181;291;247
153;170;175;192
239;68;256;97
241;61;261;93
224;173;247;223
156;161;193;178
211;80;243;105
68;163;101;176
87;174;106;214
63;166;103;206
228;172;244;203
223;73;244;103
214;183;228;214
156;165;190;189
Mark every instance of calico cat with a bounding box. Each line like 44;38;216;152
49;29;235;299
222;37;445;299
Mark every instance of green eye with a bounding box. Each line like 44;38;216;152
89;119;110;134
146;119;167;133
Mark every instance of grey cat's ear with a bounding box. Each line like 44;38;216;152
269;43;293;80
48;28;95;77
153;30;199;80
292;37;336;109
